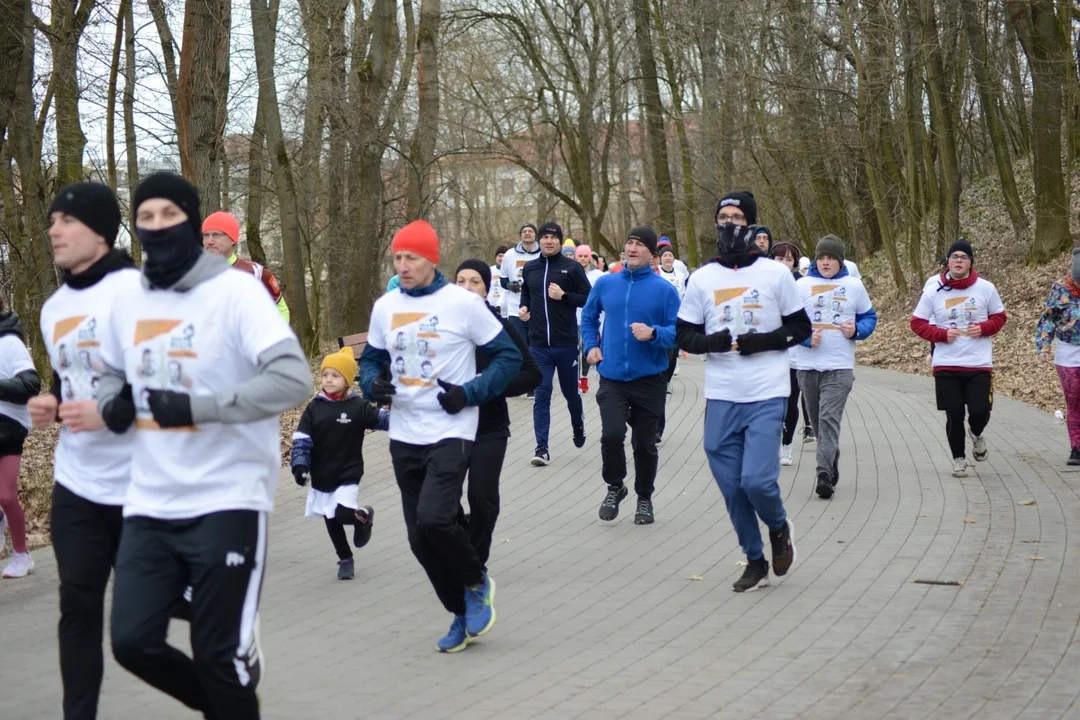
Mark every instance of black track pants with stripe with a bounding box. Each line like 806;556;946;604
111;510;267;720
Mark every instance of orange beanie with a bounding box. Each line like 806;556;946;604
392;220;439;264
202;211;240;244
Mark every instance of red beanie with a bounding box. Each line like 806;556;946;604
202;211;240;244
392;220;439;264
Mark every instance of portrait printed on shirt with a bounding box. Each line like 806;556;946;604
712;287;764;347
388;312;439;388
808;283;852;331
130;319;197;430
50;315;108;401
944;296;981;336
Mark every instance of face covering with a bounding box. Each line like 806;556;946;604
137;222;203;289
715;223;758;268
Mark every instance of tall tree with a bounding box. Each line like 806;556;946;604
406;0;441;219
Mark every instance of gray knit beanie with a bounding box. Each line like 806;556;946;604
815;235;846;263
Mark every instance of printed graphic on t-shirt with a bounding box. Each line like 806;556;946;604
944;296;978;335
809;283;851;330
53;315;108;401
389;312;438;388
713;286;763;347
132;319;198;430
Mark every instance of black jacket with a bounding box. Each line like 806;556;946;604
519;252;591;347
477;309;541;441
0;312;40;455
291;392;388;492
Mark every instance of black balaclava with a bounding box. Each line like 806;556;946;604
132;172;204;289
715;223;762;269
456;258;492;294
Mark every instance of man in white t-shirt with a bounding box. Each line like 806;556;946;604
911;239;1006;477
96;173;310;718
27;181;143;717
488;245;508;315
677;191;809;593
575;244;605;393
360;220;522;654
794;235;877;499
499;224;541;346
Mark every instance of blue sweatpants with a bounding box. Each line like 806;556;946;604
532;345;584;448
703;397;788;561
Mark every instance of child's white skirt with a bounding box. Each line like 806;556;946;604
304;483;360;519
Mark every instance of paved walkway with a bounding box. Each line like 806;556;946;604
2;363;1080;719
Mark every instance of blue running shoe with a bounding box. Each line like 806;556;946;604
436;615;469;653
464;574;496;637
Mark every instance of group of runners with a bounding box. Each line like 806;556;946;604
0;173;1065;719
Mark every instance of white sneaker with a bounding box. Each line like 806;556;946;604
673;363;680;377
951;457;968;478
780;444;793;466
2;551;34;578
971;434;988;461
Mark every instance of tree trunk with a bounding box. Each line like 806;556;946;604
406;0;440;219
45;0;95;189
146;0;180;124
0;0;29;146
106;0;126;190
920;0;961;252
251;0;315;350
122;0;140;264
244;0;276;266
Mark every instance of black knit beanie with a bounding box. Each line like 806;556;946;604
519;223;538;238
947;238;974;262
132;172;202;244
48;182;122;246
538;222;563;242
716;191;757;226
456;258;492;294
627;225;658;256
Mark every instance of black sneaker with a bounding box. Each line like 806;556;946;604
1069;448;1080;466
802;426;816;443
769;520;796;576
531;446;551;466
656;431;663;445
598;484;628;521
573;425;586;448
816;471;834;499
733;558;770;592
353;506;375;548
634;498;654;525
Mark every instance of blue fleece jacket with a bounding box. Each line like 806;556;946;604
799;264;878;346
580;265;680;382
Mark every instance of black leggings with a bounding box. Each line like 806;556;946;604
935;370;993;459
325;518;351;560
783;368;802;445
460;436;509;569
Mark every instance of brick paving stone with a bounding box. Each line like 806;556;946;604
2;364;1080;719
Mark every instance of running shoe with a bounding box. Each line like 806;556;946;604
952;457;968;477
437;616;469;653
667;383;673;395
573;425;586;448
780;444;793;466
337;557;355;580
971;433;988;462
815;471;834;499
802;426;816;443
0;510;7;547
579;377;589;393
656;430;663;445
2;552;33;578
531;446;551;466
673;363;680;376
634;498;654;525
599;484;628;521
732;558;769;592
769;520;796;576
464;574;496;637
1069;448;1080;466
353;506;375;548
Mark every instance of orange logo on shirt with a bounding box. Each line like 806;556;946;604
713;287;749;305
134;319;184;345
810;284;839;295
944;296;968;309
53;316;87;342
390;313;429;331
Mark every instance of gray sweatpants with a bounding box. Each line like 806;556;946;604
797;369;855;480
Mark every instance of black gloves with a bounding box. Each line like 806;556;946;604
705;329;733;353
102;383;136;434
370;362;396;405
508;280;522;294
437;379;468;415
735;331;789;356
292;465;310;487
147;389;194;428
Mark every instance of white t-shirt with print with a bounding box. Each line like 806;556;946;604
0;335;35;430
658;267;686;298
679;259;804;403
793;274;872;371
368;282;504;445
488;264;505;315
40;269;141;505
99;269;296;520
913;275;1004;369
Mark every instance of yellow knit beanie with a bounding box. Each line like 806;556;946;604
320;346;357;383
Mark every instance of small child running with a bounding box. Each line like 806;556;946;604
291;347;388;579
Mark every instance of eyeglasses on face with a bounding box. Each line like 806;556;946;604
948;253;971;261
716;213;746;223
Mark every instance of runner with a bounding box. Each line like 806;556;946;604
753;226;773;255
911;239;1006;477
1035;248;1080;464
359;221;522;653
201;211;290;322
767;241;804;466
518;221;592;466
677;193;808;592
454;260;540;570
0;296;41;579
27;182;140;716
581;226;680;524
291;347;387;580
575;244;604;393
499;224;541;349
794;236;877;498
97;172;310;718
656;239;687;442
658;236;689;278
488;246;508;316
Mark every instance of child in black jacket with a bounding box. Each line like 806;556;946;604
292;347;388;579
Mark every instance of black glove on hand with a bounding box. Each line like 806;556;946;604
508;280;522;294
370;362;396;405
147;389;194;428
436;379;468;415
735;331;780;356
292;465;310;487
705;329;733;353
102;383;136;434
